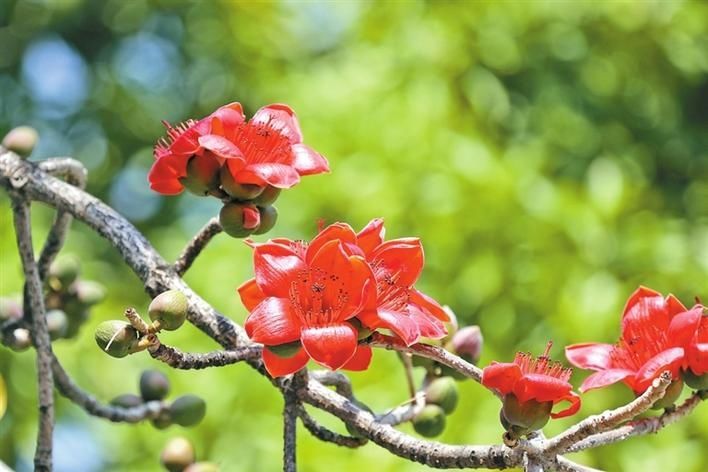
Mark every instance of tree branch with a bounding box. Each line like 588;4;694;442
174;217;222;276
296;404;367;448
283;389;298;472
10;196;54;471
148;342;262;369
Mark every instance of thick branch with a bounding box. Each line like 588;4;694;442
148;343;262;369
11;196;54;472
543;372;672;455
174;217;222;276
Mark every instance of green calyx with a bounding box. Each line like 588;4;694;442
94;320;140;358
269;341;302;358
425;377;459;414
252;186;281;206
253;205;278;235
220;166;264;200
180;155;221;196
140;370;171;402
412;404;446;438
501;394;552;433
148;289;188;331
169;395;207;427
219;202;259;238
683;369;708;390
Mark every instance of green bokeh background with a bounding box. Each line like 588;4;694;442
1;0;708;471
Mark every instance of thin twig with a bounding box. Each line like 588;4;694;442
148;343;262;369
401;352;417;399
376;391;425;426
174;217;222;276
543;372;672;455
11;197;54;471
296;404;367;448
283;390;298;472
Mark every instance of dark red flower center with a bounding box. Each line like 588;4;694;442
233;120;292;164
289;268;349;327
515;342;572;382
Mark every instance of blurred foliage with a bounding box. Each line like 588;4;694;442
1;0;708;471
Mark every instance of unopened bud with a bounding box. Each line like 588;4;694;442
450;326;483;364
220;166;264;200
252;205;278;235
501;394;552;434
8;328;32;351
94;320;140;358
148;290;188;331
140;370;171;402
46;309;68;340
651;379;684;410
2;126;38;158
48;255;80;290
169;395;206;427
252;186;281;206
73;281;106;306
160;436;196;472
181;155;221;196
412;404;446;438
425;377;459;414
683;369;708;391
219;202;260;238
110;394;144;408
184;463;220;472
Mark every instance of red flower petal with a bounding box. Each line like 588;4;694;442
369;238;424;287
237;278;266;311
306;223;358;264
515;373;572;403
291;143;329;176
481;362;522;396
356;218;385;256
408;303;447;340
198;134;245;160
244;297;301;345
565;343;615;371
665;294;688;317
633;347;684;393
253;243;306;298
235;163;301;188
209;102;246;136
301;324;358;370
550;392;582;419
342;345;373;371
262;347;309;377
579;368;634;393
667;306;703;347
367;308;420;346
409;289;449;322
148;156;185;195
243;205;260;230
622;286;661;317
251;104;303;144
688;342;708;375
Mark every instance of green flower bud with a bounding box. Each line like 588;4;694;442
94;320;140;358
345;399;373;438
48;255;80;290
683;369;708;390
412;404;446;438
73;280;106;306
169;395;206;427
160;437;195;472
651;379;684;410
63;308;89;339
219;202;260;238
269;341;302;358
180;156;221;196
140;370;171;402
152;411;174;430
501;394;552;432
8;328;31;351
220;166;264;200
110;394;144;408
148;290;188;331
2;126;39;158
425;377;459;414
184;463;220;472
252;206;278;235
252;186;281;206
46;309;68;340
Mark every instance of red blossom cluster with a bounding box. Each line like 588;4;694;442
237;219;450;377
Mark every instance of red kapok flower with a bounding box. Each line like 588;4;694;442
301;218;450;345
686;313;708;376
238;236;373;377
482;342;581;428
565;286;697;395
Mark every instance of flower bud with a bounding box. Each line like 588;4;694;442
0;296;22;321
425;377;459;414
450;326;483;364
63;308;89;339
184;463;219;472
683;369;708;391
94;320;140;358
220;166;264;200
412;404;446;438
2;126;39;158
219;202;260;238
140;370;171;402
46;309;68;340
252;186;281;206
160;437;195;472
151;411;174;430
73;281;106;306
269;341;301;358
169;395;206;427
48;255;80;290
148;290;188;331
651;379;684;410
501;394;552;433
180;155;221;196
252;206;278;235
110;394;143;408
8;328;31;351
